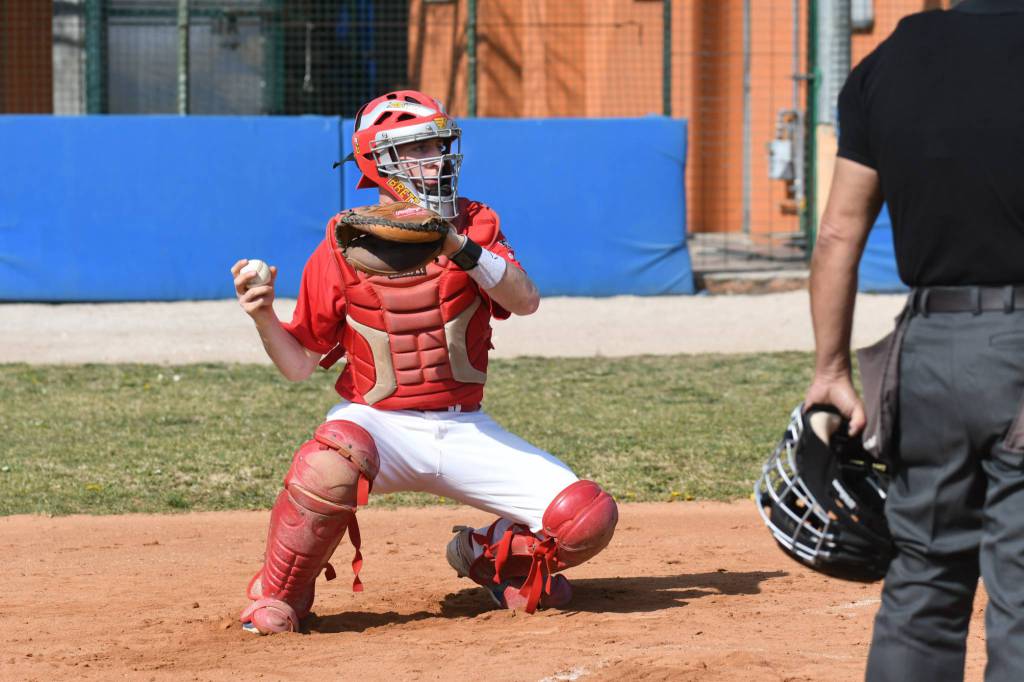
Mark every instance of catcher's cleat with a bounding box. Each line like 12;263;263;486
445;482;616;613
240;574;316;635
490;574;573;610
239;598;301;635
446;525;574;611
445;525;477;579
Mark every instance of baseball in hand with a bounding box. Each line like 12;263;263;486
241;259;272;288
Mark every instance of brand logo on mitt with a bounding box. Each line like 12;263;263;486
393;206;429;218
386;177;420;204
387;266;427;279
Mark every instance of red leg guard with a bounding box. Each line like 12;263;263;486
542;479;619;568
241;420;379;634
456;480;618;613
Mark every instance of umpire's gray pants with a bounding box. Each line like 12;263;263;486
866;308;1024;682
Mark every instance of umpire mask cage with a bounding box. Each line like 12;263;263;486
352;91;463;219
754;404;894;582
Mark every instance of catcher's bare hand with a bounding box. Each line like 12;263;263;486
231;259;278;320
439;226;464;258
804;372;866;436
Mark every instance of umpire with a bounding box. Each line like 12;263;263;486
805;1;1024;680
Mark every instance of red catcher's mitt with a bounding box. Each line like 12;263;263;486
335;202;450;275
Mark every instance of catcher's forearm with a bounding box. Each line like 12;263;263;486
448;236;539;315
485;262;540;316
252;313;321;381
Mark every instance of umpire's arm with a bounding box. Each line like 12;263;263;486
806;157;883;434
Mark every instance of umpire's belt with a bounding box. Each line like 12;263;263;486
911;285;1024;315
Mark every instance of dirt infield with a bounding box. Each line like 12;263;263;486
3;502;986;681
5;291;990;681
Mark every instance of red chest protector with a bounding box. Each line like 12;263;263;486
321;202;501;411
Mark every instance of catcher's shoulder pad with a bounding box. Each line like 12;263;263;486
462;200;500;242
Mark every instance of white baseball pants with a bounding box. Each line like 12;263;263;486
324;400;579;532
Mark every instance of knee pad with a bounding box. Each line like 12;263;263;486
543;480;619;570
285;419;380;513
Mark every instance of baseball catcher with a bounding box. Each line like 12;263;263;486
230;90;618;634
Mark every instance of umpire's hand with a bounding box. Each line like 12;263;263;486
804;372;866;436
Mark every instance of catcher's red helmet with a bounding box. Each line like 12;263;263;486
352;90;463;218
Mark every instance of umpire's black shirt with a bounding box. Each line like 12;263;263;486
838;0;1024;286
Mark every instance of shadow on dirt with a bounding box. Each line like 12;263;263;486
305;570;789;630
437;569;789;618
567;569;789;613
305;609;437;633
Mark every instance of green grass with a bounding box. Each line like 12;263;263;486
0;354;812;516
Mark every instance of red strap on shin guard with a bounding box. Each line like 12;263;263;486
519;538;557;613
357;473;371;507
493;527;516;584
349;473;371;591
348;516;364;592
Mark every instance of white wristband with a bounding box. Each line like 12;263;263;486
467;247;508;289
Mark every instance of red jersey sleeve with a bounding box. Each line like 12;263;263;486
281;238;346;354
462;201;523;321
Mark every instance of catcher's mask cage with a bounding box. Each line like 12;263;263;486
352;91;463;219
754;404;894;582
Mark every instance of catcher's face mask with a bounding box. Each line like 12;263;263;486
352;91;463;219
754;404;894;582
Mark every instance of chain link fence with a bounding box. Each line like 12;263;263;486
45;0;412;115
2;0;959;274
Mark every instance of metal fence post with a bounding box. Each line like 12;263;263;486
467;0;478;117
177;0;190;115
85;0;107;113
808;0;850;247
742;0;751;234
804;0;818;246
663;0;671;117
262;0;284;115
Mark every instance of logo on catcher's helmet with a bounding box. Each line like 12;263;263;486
386;177;420;205
754;404;894;582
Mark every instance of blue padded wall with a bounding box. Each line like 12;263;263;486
342;117;693;296
0;116;340;301
0;116;690;300
858;205;907;293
